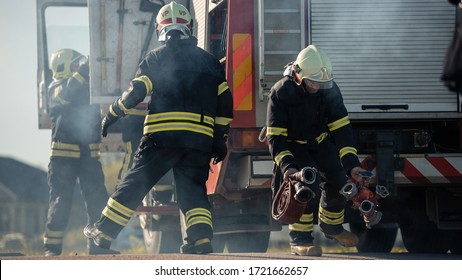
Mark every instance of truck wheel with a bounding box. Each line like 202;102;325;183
448;230;462;254
141;215;183;254
225;231;270;253
349;222;397;253
398;191;450;253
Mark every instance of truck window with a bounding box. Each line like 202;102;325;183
44;6;89;63
37;3;89;129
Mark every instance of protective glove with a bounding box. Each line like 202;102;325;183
349;166;371;184
283;167;299;181
212;140;227;164
101;114;118;137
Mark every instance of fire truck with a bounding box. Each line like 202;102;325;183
37;0;462;254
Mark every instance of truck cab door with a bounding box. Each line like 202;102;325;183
36;0;88;129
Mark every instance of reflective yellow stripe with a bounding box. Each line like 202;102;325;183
288;223;314;232
118;99;129;114
328;116;350;132
50;150;80;158
90;151;101;158
89;143;101;150
144;122;214;137
72;72;86;84
152;184;174;191
299;213;313;223
109;106;118;117
315;132;328;143
117;142;133;185
218;82;229;96
126;108;147;116
145;112;214;126
51;141;79;151
339;146;357;159
274;150;293;166
133;75;153;95
215;116;232;126
185;208;213;229
319;207;344;225
102;207;130;226
107;197;135;217
267;126;288;137
287;139;308;144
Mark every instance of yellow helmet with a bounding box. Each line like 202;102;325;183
156;1;192;42
49;49;84;80
292;45;333;89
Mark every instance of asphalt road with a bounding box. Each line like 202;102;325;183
1;252;461;260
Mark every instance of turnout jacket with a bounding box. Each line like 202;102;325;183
108;36;233;152
48;66;102;158
266;76;360;175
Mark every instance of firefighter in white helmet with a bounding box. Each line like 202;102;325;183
266;45;369;256
84;2;233;254
44;49;117;256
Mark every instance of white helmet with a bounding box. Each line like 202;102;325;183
292;45;333;89
156;1;192;42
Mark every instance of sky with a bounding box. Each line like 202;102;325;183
0;0;51;170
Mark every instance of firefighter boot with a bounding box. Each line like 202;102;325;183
323;229;358;247
180;238;213;254
290;244;322;256
84;224;113;250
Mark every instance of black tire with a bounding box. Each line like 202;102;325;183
225;231;270;253
349;222;397;253
398;190;450;254
211;234;227;253
448;230;462;254
141;215;183;254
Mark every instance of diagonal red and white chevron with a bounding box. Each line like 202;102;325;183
360;155;462;185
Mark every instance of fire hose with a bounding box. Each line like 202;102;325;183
339;171;389;229
272;167;317;224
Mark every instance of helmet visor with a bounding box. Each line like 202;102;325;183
306;79;333;90
158;24;191;41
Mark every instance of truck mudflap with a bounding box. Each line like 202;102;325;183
360;155;462;185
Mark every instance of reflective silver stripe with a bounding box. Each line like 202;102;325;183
328;116;350;132
267;126;288;137
215;116;232;126
218;82;229;96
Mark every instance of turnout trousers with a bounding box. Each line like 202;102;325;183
96;134;213;244
44;152;108;254
272;140;349;245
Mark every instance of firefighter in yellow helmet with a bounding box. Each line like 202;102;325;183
266;45;368;256
84;2;233;254
44;49;117;256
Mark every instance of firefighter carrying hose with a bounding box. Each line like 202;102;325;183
44;49;117;256
84;1;233;254
266;45;369;256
